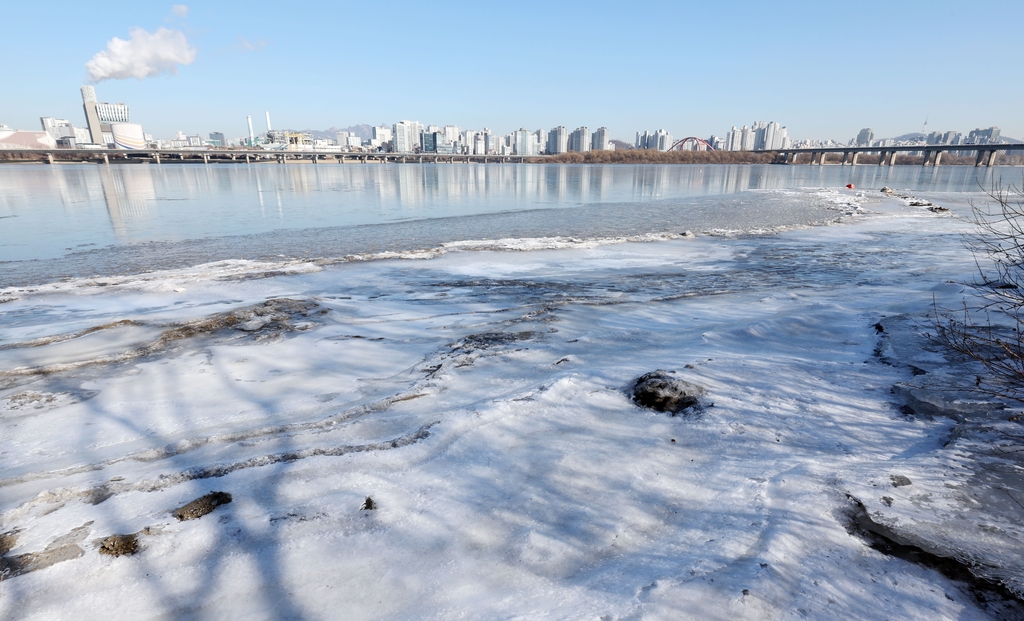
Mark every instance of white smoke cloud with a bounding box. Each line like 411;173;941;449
86;27;196;82
171;4;189;18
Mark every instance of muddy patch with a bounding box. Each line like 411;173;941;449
96;533;139;557
0;523;91;581
0;298;323;377
173;491;233;521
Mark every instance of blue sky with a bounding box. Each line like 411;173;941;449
3;1;1022;142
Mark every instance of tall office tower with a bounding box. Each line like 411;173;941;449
443;125;461;144
547;126;567;154
81;86;104;144
777;126;789;150
472;133;486;155
423;132;441;152
426;124;440;133
392;120;420;152
568;127;591;152
372;125;392;144
247;116;255;146
592;127;610;151
209;132;225;146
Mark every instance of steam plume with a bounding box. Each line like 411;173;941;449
86;27;196;82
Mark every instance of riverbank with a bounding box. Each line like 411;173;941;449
1;188;1023;619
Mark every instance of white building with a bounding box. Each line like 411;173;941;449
392;121;421;153
568;126;591;152
547;126;567;154
592;127;610;151
514;128;539;156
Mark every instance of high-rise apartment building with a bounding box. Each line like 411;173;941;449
514;128;539;156
592;127;610;151
547;126;567;154
568;126;591;152
208;132;225;146
966;127;1001;144
856;128;874;146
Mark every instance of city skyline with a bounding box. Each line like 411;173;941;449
2;1;1022;142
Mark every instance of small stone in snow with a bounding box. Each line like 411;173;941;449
890;475;912;488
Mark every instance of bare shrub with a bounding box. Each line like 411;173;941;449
934;180;1024;402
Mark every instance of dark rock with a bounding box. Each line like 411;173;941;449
890;475;912;487
173;491;232;521
360;496;376;511
98;534;139;557
631;370;706;415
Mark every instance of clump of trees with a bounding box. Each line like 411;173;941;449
935;181;1024;402
533;150;777;165
534;150;1024;166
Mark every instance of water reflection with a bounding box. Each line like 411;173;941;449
0;162;1016;264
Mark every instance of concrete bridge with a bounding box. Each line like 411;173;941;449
0;148;534;165
775;143;1024;167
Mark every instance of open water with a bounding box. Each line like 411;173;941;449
0;162;1017;287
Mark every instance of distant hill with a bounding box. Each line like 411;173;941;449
610;139;634;151
892;132;926;142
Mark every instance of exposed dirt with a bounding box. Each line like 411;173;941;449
97;533;139;557
173;491;233;521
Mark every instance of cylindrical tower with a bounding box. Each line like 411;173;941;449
247;116;254;147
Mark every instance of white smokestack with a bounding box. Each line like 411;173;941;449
265;111;272;132
247;115;254;146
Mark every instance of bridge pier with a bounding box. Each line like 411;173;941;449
203;154;209;164
987;150;999;166
103;153;109;165
154;153;161;164
312;154;318;164
841;151;850;165
975;150;988;167
46;152;55;165
851;152;859;165
278;155;285;164
245;154;250;163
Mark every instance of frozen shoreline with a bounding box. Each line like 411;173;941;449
1;191;1022;620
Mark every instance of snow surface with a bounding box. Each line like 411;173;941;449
0;189;1021;620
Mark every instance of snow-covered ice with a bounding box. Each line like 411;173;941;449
1;184;1022;619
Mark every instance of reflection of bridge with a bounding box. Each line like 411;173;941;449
775;143;1024;167
670;137;714;151
0;148;533;165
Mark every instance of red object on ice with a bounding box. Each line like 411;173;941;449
845;184;855;189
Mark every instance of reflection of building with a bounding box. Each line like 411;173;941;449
96;165;156;236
